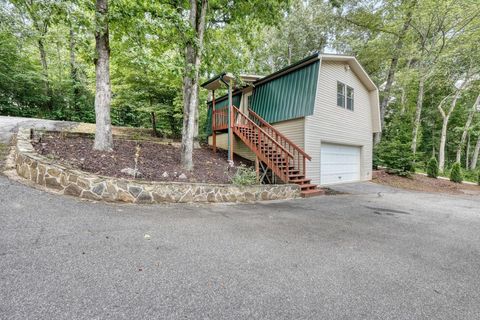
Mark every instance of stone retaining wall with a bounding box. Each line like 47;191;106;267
14;128;300;203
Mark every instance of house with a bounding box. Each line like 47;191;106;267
201;53;381;197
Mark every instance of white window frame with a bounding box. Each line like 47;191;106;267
337;81;345;108
346;85;354;111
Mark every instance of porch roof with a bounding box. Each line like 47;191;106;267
201;73;263;91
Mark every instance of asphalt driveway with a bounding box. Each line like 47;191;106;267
0;116;74;143
1;176;479;319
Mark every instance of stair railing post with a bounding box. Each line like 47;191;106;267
303;156;306;177
255;156;260;183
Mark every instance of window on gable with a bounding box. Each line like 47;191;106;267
346;86;354;111
337;82;345;108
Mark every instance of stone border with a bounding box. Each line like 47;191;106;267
13;128;300;203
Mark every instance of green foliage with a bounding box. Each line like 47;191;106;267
1;0;480;170
376;113;415;176
478;171;480;186
449;162;463;183
230;164;258;186
426;157;439;178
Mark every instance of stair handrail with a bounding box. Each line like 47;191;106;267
232;106;294;159
248;109;312;161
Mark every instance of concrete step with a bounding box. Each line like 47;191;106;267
300;189;325;198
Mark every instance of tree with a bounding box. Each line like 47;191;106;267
456;93;480;163
93;0;113;151
373;0;417;144
427;156;438;178
471;137;480;170
180;0;208;171
375;113;415;175
11;0;57;111
436;80;467;172
450;162;463;183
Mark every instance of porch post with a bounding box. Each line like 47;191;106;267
227;79;233;161
212;90;216;153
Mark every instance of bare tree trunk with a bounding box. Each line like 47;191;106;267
471;136;480;170
411;75;424;156
93;0;113;151
181;0;207;170
69;26;80;112
37;38;53;110
151;112;159;137
438;115;450;172
456;94;480;163
193;85;201;148
438;89;464;172
466;133;470;169
374;0;416;144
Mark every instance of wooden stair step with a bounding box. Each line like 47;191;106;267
288;174;305;179
299;184;317;190
289;178;311;184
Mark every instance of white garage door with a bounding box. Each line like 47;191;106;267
320;143;361;185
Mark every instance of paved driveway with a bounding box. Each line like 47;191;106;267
1;176;480;319
0;116;74;143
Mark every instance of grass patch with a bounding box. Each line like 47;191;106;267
415;167;478;183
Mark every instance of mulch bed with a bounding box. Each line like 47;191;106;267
33;132;252;184
373;170;480;195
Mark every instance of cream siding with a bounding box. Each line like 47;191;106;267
305;60;374;185
272;118;305;149
208;117;305;161
208;134;256;161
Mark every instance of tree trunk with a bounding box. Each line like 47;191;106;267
151;112;158;137
37;37;53;111
69;26;80;112
438;114;450;172
411;75;424;156
455;93;480;163
470;136;480;170
193;84;201;148
180;0;207;170
438;88;465;172
93;0;113;151
374;0;416;144
466;133;470;169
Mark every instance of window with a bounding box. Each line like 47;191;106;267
337;82;345;108
346;86;354;111
337;81;354;111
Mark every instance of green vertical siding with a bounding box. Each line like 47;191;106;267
250;61;319;123
205;93;242;135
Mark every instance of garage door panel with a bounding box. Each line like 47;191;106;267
320;144;360;185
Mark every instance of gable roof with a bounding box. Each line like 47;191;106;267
318;54;381;133
202;53;379;93
319;54;378;92
201;73;263;91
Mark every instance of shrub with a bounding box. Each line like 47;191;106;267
375;113;416;177
449;162;463;183
230;164;258;186
478;170;480;186
426;157;438;178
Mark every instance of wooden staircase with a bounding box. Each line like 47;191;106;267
215;105;324;198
